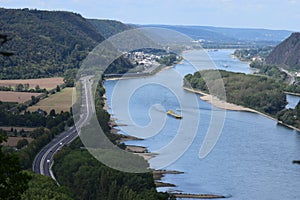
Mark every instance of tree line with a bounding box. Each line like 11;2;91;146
0;83;48;93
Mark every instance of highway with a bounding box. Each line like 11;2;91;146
33;76;94;180
280;68;295;85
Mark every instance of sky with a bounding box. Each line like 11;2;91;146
1;0;300;31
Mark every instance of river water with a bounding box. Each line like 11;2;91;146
104;49;300;199
286;94;300;109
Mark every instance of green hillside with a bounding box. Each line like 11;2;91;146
0;8;103;79
88;19;132;38
0;8;134;80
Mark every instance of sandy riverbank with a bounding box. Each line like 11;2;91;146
107;118;158;162
104;65;175;81
183;87;300;132
183;87;276;120
183;86;254;112
173;193;226;199
125;145;158;161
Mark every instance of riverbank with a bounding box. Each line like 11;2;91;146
104;65;176;81
103;85;182;188
284;91;300;97
173;193;226;199
183;86;259;112
183;86;300;133
106;109;184;187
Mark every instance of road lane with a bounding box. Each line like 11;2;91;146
33;76;94;180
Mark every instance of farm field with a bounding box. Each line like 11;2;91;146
0;91;42;103
0;126;37;132
2;136;34;147
27;87;74;113
0;77;64;90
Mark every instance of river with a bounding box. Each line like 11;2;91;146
104;49;300;199
286;94;300;109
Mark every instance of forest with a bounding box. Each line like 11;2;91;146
88;19;132;39
0;8;135;81
250;63;288;82
249;61;300;94
53;144;171;200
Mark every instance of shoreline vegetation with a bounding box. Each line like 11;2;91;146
183;69;300;133
183;86;277;121
183;86;300;132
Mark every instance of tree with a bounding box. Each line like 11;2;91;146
0;34;14;57
0;132;31;200
30;96;38;105
13;129;18;136
49;109;56;117
16;84;24;92
295;101;300;118
56;85;61;92
21;173;73;200
24;83;30;91
17;139;29;149
35;85;40;92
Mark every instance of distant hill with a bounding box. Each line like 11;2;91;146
137;24;292;47
0;8;134;79
0;8;104;79
88;19;132;39
266;32;300;70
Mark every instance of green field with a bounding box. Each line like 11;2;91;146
27;87;74;114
